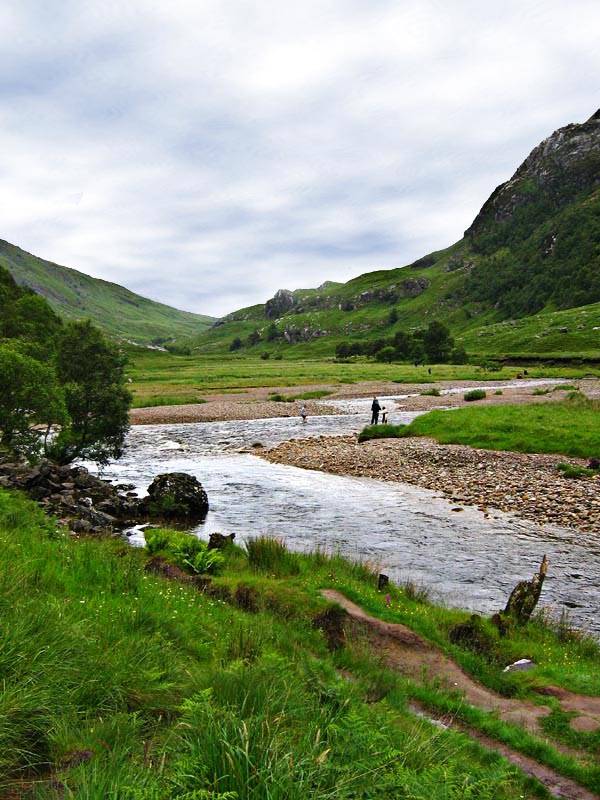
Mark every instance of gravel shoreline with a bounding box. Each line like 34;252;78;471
263;436;600;533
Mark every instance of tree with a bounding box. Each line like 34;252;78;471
375;346;396;363
47;321;131;466
423;320;454;363
450;345;469;364
247;330;261;346
0;345;67;459
388;308;399;326
229;337;243;351
266;323;279;341
392;330;412;360
408;338;426;365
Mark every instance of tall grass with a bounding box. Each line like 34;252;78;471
245;536;300;576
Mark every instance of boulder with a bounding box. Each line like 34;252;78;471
142;472;209;522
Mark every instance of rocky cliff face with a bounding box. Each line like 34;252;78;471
466;109;600;240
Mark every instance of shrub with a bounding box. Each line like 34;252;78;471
375;346;396;363
245;536;300;576
260;351;270;360
464;389;487;402
229;337;242;351
532;388;550;396
145;529;224;574
556;462;597;479
358;424;406;442
494;389;503;395
420;387;441;396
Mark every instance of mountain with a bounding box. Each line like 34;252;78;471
193;109;600;360
0;240;214;345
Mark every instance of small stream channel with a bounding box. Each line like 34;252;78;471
95;379;600;635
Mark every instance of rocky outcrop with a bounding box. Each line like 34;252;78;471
0;457;141;534
140;472;209;522
0;457;210;533
265;289;296;318
467;109;600;238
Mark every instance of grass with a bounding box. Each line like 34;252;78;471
358;423;406;442
420;387;441;396
131;393;207;408
464;388;487;401
0;240;213;345
400;395;600;458
556;462;598;479
127;349;596;407
2;489;600;796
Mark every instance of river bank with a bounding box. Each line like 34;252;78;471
263;435;600;533
129;377;590;424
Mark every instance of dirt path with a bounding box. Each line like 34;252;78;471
322;589;600;798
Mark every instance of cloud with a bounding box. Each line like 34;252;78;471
0;0;599;316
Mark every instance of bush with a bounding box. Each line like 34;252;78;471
229;337;243;351
145;528;224;574
245;536;300;576
556;462;597;479
420;387;441;396
494;389;503;395
464;389;487;402
260;351;270;360
375;346;396;363
358;424;406;442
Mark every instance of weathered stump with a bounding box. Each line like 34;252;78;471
504;555;548;624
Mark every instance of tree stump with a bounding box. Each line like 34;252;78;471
504;555;548;624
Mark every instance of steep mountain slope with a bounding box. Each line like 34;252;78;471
0;240;213;344
193;110;600;359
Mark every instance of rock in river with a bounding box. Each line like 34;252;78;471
141;472;209;522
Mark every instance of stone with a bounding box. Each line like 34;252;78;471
503;658;536;673
377;573;389;590
208;532;236;550
142;472;209;521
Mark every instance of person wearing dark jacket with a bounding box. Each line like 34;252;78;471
371;396;381;425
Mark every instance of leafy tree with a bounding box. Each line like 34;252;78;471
0;345;67;458
266;323;279;341
247;330;261;346
408;338;426;365
392;330;412;360
375;346;396;363
229;337;243;351
47;321;131;466
450;344;469;364
423;320;454;363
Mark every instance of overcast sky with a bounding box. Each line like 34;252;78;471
1;1;599;316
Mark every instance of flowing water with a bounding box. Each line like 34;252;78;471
96;386;600;634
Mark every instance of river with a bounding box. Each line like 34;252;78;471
96;383;600;634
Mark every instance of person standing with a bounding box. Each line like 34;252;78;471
371;396;381;425
300;404;308;423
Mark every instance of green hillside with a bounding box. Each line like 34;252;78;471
0;239;213;344
194;109;600;360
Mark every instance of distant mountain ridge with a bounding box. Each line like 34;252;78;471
193;109;600;359
0;240;213;345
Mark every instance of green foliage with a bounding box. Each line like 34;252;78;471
401;397;600;457
0;489;599;796
464;389;487;401
146;528;224;574
420;387;441;396
375;345;396;363
358;423;406;442
46;321;131;466
245;536;300;576
556;462;598;479
0;345;67;457
229;336;242;351
260;351;270;360
423;320;454;362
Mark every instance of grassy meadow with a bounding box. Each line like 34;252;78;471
2;488;600;797
126;349;597;407
397;395;600;459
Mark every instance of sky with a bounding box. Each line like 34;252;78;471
1;1;599;317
